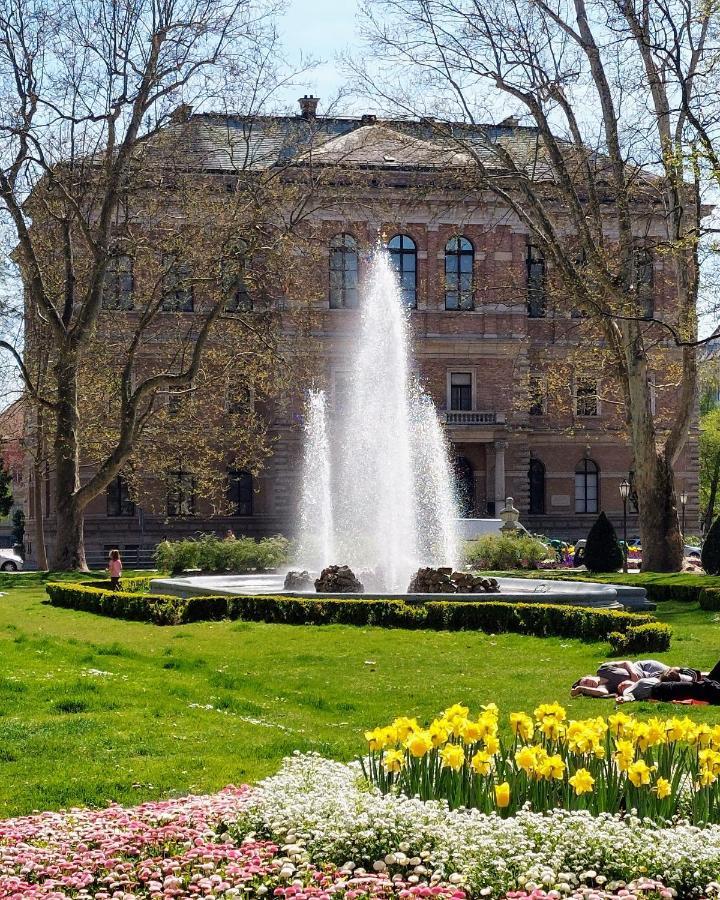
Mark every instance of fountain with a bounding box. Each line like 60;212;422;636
150;248;652;611
298;250;459;591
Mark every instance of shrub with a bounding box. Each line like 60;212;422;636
464;533;548;570
607;622;672;654
702;517;720;575
699;587;720;610
154;534;290;575
584;512;624;573
45;581;666;648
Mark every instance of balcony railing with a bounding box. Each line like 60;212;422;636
443;411;504;425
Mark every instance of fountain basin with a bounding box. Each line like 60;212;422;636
149;573;653;611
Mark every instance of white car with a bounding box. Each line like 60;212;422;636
0;549;23;571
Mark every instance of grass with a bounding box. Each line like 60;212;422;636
0;571;719;818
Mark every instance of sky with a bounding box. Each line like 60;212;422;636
276;0;361;113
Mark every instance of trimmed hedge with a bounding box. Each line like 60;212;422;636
607;622;672;654
154;535;290;575
699;588;720;611
484;571;706;604
45;581;670;649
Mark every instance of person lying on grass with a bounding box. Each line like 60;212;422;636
570;659;715;699
617;660;720;704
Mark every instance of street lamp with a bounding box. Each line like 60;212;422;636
680;489;688;538
619;479;631;573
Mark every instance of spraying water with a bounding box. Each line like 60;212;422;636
296;390;335;572
297;248;459;590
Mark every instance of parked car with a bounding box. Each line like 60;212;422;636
0;548;23;571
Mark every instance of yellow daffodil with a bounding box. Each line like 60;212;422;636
495;781;510;808
537;753;566;781
700;768;718;787
484;734;500;756
568;768;595;795
534;702;567;723
460;719;484;743
614;739;635;772
392;717;418;741
439;743;465;771
471;750;492;775
515;745;538;773
510;711;534;741
406;730;434;758
443;703;469;722
608;711;634;738
627;759;653;787
382;749;405;774
654;777;671;799
539;716;566;741
429;719;450;748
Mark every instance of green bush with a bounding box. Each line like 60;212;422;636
45;581;667;650
584;512;624;573
702;517;720;575
607;622;672;654
154;534;290;575
464;533;549;570
699;588;720;610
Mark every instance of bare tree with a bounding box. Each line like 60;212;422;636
356;0;718;570
0;0;320;570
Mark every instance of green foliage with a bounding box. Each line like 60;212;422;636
699;408;720;526
45;581;665;648
485;570;706;603
702;517;720;575
584;512;624;573
699;588;720;611
464;533;548;570
10;508;24;545
154;534;290;575
607;622;672;654
0;460;12;518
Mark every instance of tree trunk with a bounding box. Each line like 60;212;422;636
50;347;88;571
32;458;47;571
636;449;684;571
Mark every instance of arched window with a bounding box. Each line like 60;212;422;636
445;237;474;310
527;244;546;318
388;234;417;307
528;458;545;515
329;233;358;309
575;458;599;514
453;456;474;517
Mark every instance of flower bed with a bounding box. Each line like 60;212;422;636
362;703;720;823
4;755;720;898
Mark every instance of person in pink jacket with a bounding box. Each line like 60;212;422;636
108;549;122;590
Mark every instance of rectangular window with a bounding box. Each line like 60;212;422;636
575;379;599;417
529;375;547;416
527;244;546;318
228;469;253;516
107;475;135;517
450;372;472;411
162;257;193;312
102;255;134;310
167;471;196;516
634;248;654;319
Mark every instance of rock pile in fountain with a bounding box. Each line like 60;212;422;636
283;570;314;591
408;567;500;594
315;565;364;594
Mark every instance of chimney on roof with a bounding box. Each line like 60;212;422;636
298;94;319;120
170;103;193;124
499;115;520;127
361;114;377;126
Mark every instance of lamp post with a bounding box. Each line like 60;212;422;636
680;489;687;539
619;479;630;573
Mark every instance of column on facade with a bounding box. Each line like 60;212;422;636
494;440;508;512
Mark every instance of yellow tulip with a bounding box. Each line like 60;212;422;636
568;768;595;795
406;730;434;758
440;743;465;771
495;781;510;808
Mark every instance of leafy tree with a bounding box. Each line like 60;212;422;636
584;512;624;574
11;509;24;548
357;0;719;570
702;517;720;575
700;409;720;533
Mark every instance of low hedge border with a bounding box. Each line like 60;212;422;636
484;571;708;604
45;581;671;649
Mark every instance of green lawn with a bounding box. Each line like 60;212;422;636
0;572;718;818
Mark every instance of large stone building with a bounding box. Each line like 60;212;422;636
22;97;699;565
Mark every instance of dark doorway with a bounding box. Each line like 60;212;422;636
529;457;546;514
454;456;475;517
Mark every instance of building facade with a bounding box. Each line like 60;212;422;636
22;99;699;565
